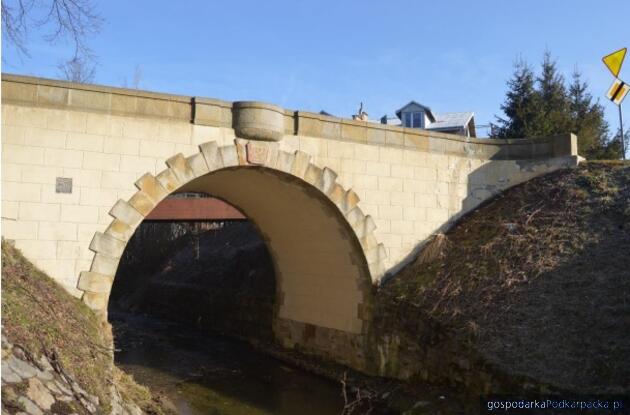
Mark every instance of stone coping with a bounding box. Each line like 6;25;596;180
1;73;578;159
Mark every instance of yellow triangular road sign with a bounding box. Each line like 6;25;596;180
602;47;626;77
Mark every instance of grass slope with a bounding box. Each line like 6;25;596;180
1;240;174;414
380;162;630;393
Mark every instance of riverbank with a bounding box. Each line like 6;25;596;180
1;240;174;415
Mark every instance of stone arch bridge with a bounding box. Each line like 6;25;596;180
1;74;579;370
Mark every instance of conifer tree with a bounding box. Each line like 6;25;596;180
494;59;538;138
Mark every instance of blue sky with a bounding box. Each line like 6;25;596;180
2;0;629;137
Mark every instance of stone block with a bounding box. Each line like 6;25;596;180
77;271;114;294
344;207;365;227
378;177;403;192
138;140;175;158
378;205;403;220
379;147;403;163
156;168;182;193
82;151;120;172
303;164;323;186
14;240;57;259
291;150;311;178
385;129;404;146
128;190;157;216
165;153;195;183
90;253;120;275
2;81;37;103
24;127;67;148
101;171;139;190
90;231;126;258
2;201;19;219
103;136;140;156
327;141;354;158
315;167;337;195
105;218;134;242
69;89;111;112
219;145;238;167
2;219;38;239
82;292;109;310
2;182;41;202
38;221;77;241
60;204;99;223
3;144;45;165
119;155;157;174
275;151;295;173
109;199;144;227
135;173;169;203
19;202;60;221
199;141;223;171
186;152;210;177
66;132;103;152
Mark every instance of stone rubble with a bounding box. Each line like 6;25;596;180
1;332;141;415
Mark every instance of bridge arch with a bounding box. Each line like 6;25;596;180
77;138;387;365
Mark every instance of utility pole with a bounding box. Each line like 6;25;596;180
619;105;626;160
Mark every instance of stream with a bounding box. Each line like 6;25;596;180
112;312;353;415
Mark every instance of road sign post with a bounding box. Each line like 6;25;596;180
603;48;628;160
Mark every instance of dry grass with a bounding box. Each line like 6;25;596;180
1;240;113;411
379;162;630;392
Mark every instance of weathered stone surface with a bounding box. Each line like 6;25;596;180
1;363;21;383
128;190;156;217
134;173;169;204
165;153;195;183
109;200;144;228
90;253;120;276
78;271;114;293
186;152;210;177
105;219;134;242
6;356;37;379
90;232;126;258
219;145;238;167
199;141;223;171
18;396;43;415
290;150;311;178
26;378;55;410
316;167;338;195
155;168;181;193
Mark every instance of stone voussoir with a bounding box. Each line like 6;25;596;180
186;152;210;177
134;173;169;204
199;141;223;171
109;199;144;229
128;190;157;217
89;232;126;258
77;271;114;294
156;168;183;193
165;153;196;183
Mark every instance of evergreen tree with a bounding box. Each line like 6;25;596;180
568;70;612;158
533;52;572;137
494;59;538;138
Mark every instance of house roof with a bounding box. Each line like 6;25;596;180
395;100;435;122
427;111;475;131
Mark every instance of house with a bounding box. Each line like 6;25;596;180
380;101;476;138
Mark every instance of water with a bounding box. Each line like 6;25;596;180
112;313;349;415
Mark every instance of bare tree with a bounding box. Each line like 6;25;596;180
2;0;103;79
56;55;95;83
121;64;144;89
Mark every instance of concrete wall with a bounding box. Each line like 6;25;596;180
1;74;580;370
